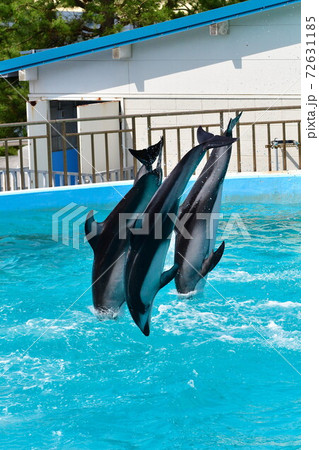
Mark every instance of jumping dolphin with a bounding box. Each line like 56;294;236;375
174;113;242;294
85;139;163;317
125;133;237;335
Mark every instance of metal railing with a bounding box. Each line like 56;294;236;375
0;167;135;191
0;105;301;192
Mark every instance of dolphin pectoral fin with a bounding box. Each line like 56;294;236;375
160;263;179;289
85;210;103;252
201;241;225;277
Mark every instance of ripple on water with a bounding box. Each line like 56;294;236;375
0;203;300;448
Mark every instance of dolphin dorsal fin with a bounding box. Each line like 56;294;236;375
160;263;179;289
200;241;225;278
85;210;103;252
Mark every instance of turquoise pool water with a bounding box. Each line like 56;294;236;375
0;200;300;448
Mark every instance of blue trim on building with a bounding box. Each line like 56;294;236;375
0;0;300;75
0;173;301;212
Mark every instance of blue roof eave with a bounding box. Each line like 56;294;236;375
0;0;300;75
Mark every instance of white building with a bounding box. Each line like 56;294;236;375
0;0;301;185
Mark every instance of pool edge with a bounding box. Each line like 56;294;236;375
0;171;301;211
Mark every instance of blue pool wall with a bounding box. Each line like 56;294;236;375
0;172;301;212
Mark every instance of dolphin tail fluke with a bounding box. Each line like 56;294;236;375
129;137;163;169
197;112;242;142
200;241;225;278
204;135;237;150
160;263;179;289
85;210;103;252
225;112;243;136
197;126;214;144
197;127;237;148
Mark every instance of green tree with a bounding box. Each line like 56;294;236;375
0;0;84;144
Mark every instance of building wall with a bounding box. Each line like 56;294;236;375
26;100;50;186
28;4;300;101
26;3;301;175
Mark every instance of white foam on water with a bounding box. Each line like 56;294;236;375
25;317;78;334
153;300;225;334
262;300;300;309
157;304;172;314
162;324;183;335
87;304;125;320
153;298;300;351
226;324;250;331
267;320;280;330
0;302;22;313
1;309;98;344
175;289;198;298
264;320;300;350
209;268;300;283
0;352;73;388
52;431;63;437
217;335;243;343
88;305;96;315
